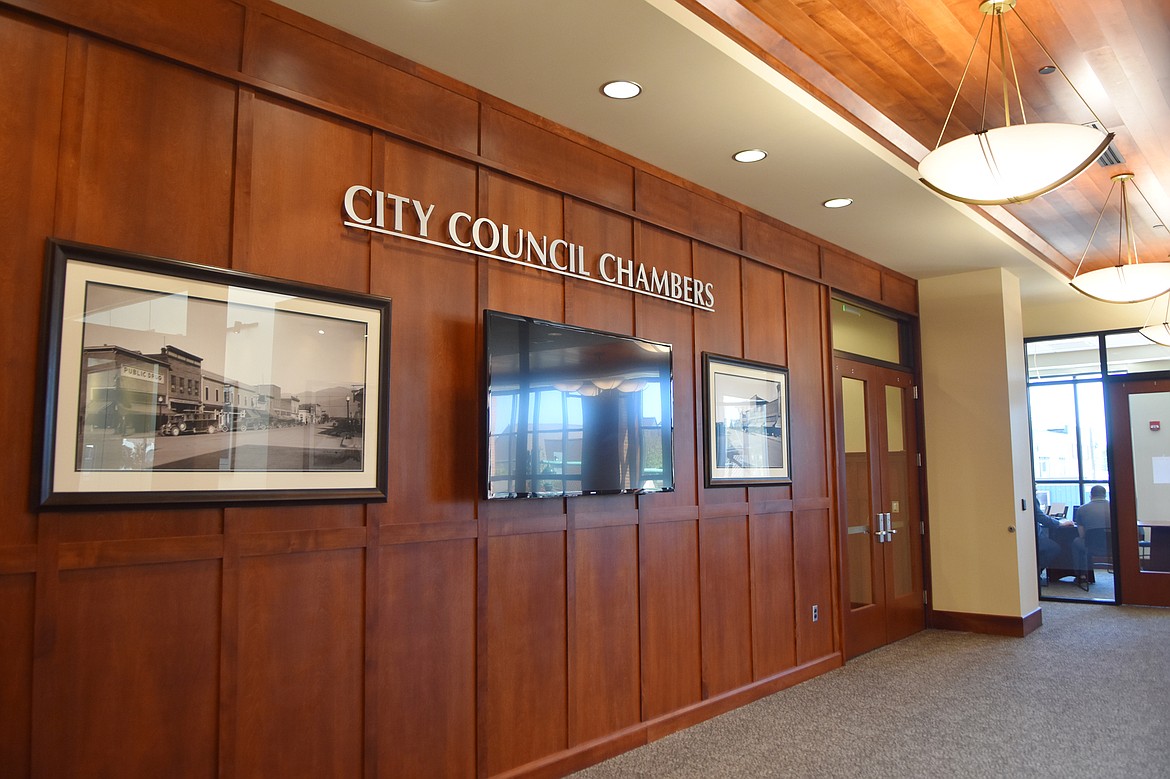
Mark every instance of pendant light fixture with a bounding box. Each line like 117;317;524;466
918;0;1113;205
1070;173;1170;304
1139;294;1170;347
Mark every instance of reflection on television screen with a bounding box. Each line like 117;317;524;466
484;310;674;499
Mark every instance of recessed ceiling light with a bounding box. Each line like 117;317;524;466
823;197;854;209
733;149;768;163
601;80;641;100
1038;65;1056;75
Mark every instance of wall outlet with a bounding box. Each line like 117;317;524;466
811;604;819;622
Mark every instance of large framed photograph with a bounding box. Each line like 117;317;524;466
37;239;391;507
702;353;791;487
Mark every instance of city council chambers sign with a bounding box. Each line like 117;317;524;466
341;185;715;311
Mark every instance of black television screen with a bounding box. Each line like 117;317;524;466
484;310;674;499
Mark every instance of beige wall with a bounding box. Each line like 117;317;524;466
1022;293;1149;339
920;269;1039;618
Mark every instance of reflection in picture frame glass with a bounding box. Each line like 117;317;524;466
702;353;791;487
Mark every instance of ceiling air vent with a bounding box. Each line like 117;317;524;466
1084;122;1125;167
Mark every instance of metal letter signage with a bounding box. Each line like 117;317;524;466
341;185;715;311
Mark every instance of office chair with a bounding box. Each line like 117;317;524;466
1138;526;1152;570
1084;527;1112;573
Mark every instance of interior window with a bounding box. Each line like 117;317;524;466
830;298;907;366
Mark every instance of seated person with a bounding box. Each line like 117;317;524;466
1035;495;1073;579
1072;485;1110;574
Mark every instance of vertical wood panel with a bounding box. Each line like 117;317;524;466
0;10;65;550
564;198;635;334
699;516;753;697
639;519;701;719
750;512;797;678
40;561;220;777
63;39;236;263
571;523;640;743
243;96;371;289
371;137;480;524
482;170;566;322
0;574;34;775
378;539;477;777
693;244;743;354
794;509;837;662
742;262;788;368
485;531;568;775
237;550;364;777
785;275;830;500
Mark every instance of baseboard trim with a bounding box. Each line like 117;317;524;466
929;606;1043;637
495;653;844;778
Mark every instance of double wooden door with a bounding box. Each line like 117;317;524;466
835;358;924;658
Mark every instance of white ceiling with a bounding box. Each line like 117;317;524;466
272;0;1155;335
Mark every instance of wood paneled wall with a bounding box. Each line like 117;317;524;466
0;1;916;776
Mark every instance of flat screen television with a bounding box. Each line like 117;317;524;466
483;310;674;499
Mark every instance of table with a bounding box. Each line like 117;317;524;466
1045;524;1092;584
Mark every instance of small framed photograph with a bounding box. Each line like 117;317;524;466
702;353;791;487
37;239;391;507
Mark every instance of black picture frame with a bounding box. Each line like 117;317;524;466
702;353;791;487
36;239;391;508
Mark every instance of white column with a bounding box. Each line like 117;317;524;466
919;268;1037;618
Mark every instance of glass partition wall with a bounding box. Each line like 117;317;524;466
1026;330;1170;602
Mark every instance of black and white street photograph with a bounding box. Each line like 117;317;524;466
39;243;390;506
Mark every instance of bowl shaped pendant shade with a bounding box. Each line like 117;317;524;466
1139;295;1170;346
919;122;1113;205
1140;322;1170;347
1069;262;1170;304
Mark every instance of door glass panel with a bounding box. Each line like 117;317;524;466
1129;392;1170;572
843;377;873;607
886;385;913;598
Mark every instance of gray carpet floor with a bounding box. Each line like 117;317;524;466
572;601;1169;778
